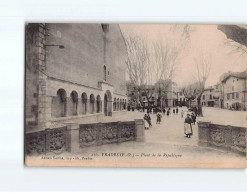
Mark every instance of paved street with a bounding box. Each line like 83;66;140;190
47;107;245;168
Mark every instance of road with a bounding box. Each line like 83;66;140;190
65;107;245;168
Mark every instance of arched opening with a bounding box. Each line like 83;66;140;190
51;88;67;118
96;95;101;113
90;94;95;113
104;90;112;116
81;93;87;114
68;91;78;116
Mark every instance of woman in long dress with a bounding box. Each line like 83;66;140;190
184;114;193;138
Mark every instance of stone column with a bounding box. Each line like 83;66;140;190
197;121;211;147
64;97;70;117
66;123;80;153
135;119;145;142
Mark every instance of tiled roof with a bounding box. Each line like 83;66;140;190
221;71;247;82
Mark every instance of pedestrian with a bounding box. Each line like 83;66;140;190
144;114;149;129
173;108;175;114
184;114;193;138
181;110;184;118
191;112;196;125
194;107;198;116
132;107;134;112
163;108;166;115
147;113;152;127
176;107;178;114
167;109;170;117
156;112;162;124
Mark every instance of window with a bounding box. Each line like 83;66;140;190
232;93;235;99
209;95;212;100
232;86;234;91
236;92;239;99
103;65;106;81
203;95;205;100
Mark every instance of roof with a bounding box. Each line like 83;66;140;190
221;71;247;83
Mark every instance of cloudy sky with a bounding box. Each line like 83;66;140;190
120;24;247;88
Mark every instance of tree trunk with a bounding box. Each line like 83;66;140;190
197;96;203;117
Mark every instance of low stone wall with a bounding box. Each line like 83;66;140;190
25;119;144;155
25;126;70;155
197;121;247;156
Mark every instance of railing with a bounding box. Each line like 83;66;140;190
197;121;246;155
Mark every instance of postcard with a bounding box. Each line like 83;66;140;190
25;23;247;168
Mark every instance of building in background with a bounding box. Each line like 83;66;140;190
220;71;247;111
177;90;187;106
201;86;215;107
25;23;127;131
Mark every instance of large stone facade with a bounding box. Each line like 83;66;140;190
25;23;128;132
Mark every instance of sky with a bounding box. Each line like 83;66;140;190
120;24;247;88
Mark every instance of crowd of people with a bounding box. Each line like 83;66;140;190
140;106;198;139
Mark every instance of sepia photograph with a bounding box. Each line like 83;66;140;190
24;23;247;168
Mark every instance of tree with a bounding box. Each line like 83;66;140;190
122;25;191;108
124;32;153;107
152;40;181;108
182;51;211;116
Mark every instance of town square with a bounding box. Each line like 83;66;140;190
24;23;247;168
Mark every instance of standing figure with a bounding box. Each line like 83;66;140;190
167;109;170;117
181;110;184;118
163;108;166;115
156;112;162;124
147;113;152;128
184;114;193;138
176;107;178;114
194;107;198;116
173;108;175;114
144;114;149;129
191;112;196;125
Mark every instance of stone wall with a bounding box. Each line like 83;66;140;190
25;119;144;155
25;126;70;155
197;121;246;156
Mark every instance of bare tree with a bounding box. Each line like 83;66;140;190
182;51;211;116
124;32;153;107
152;40;180;108
123;25;192;109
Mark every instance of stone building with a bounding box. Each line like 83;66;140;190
201;83;223;108
177;91;187;106
201;86;215;107
220;71;247;110
25;23;128;131
154;80;178;108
